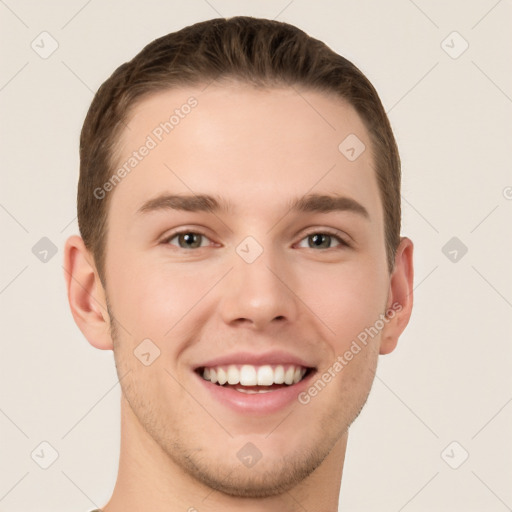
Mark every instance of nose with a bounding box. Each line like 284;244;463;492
217;244;299;331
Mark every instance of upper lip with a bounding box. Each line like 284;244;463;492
194;350;316;370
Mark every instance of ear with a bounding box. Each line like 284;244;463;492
379;236;414;355
63;235;113;350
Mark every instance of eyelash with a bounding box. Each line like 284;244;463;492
161;228;351;251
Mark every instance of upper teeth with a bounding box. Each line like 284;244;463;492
202;364;307;386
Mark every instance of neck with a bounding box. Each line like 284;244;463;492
101;395;347;512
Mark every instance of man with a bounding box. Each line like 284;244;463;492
64;16;413;512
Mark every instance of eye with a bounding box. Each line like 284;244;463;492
163;230;212;249
161;229;350;251
296;230;350;250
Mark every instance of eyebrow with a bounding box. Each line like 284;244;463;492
136;192;370;219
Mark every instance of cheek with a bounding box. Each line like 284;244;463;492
299;261;388;349
107;254;216;342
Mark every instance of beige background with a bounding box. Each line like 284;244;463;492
1;1;511;511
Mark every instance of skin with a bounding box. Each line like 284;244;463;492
64;82;413;512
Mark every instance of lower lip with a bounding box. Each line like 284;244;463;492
194;370;316;414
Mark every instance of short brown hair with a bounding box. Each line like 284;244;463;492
78;16;401;285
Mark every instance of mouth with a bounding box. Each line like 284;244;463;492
195;364;316;394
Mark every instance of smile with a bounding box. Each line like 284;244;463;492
193;351;317;413
196;363;314;400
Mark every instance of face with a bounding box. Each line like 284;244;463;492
102;83;394;497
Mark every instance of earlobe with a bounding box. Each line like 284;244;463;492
379;236;414;355
63;235;113;350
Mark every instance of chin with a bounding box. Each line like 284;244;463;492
164;433;333;499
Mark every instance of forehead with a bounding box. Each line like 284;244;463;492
110;83;381;224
